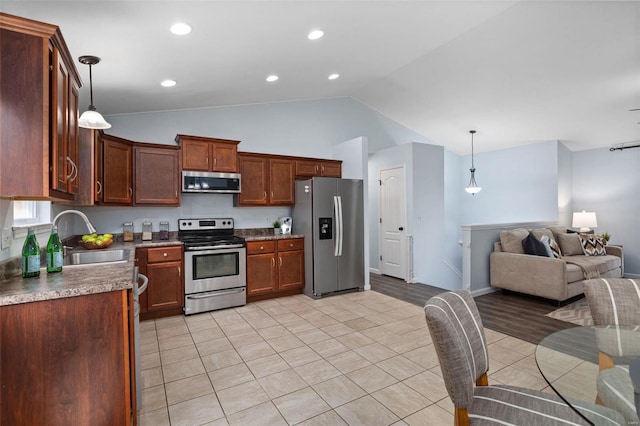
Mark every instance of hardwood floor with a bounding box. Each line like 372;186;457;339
370;273;577;345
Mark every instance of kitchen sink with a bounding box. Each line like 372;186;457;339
63;249;130;266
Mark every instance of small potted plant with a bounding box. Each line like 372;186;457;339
273;220;282;235
601;232;610;245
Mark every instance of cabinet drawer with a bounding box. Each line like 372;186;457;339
278;238;304;252
247;240;276;255
147;246;183;263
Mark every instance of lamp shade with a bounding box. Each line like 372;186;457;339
78;109;111;129
572;211;597;232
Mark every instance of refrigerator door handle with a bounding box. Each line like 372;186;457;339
337;195;344;256
333;196;340;256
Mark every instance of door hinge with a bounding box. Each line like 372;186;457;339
380;255;382;261
379;218;382;224
378;180;382;186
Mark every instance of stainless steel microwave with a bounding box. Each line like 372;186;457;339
182;171;241;193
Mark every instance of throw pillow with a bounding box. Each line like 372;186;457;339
532;228;562;258
538;235;555;258
579;233;606;256
540;235;562;258
522;233;551;257
499;228;529;254
556;232;584;256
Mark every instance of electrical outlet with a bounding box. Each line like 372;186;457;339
1;229;10;250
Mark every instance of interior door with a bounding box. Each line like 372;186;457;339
379;166;407;280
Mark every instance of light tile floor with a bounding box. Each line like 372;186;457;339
138;290;554;426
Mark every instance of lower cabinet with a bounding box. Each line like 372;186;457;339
0;290;135;425
246;237;304;302
136;245;185;320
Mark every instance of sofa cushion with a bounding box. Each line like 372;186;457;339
549;227;569;241
522;233;550;257
564;255;622;283
540;235;562;258
579;234;606;256
557;233;584;256
500;228;529;254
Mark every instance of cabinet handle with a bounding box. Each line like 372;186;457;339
315;165;319;172
65;156;77;181
279;257;283;267
321;164;325;173
163;252;167;257
96;181;102;195
271;191;274;199
271;258;275;268
264;191;267;199
206;157;209;165
290;243;294;247
214;158;217;167
175;190;178;198
129;187;133;196
178;267;181;277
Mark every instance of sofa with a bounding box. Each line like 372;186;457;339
490;227;623;303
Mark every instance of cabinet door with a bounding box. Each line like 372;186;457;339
212;142;238;173
182;140;210;171
102;138;132;205
95;132;104;203
50;49;70;194
237;155;268;205
246;253;277;295
269;158;295;205
320;161;341;178
134;146;180;206
278;250;304;291
68;83;80;194
146;261;184;311
295;160;319;178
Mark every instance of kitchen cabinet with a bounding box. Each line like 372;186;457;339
235;153;295;206
134;144;181;206
246;237;304;302
99;134;133;205
295;159;342;179
0;290;136;425
0;13;82;200
177;134;240;173
136;245;184;320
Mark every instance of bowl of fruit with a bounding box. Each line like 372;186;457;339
79;233;114;250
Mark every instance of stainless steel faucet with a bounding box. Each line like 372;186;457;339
52;210;97;234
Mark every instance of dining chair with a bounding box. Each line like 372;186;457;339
424;290;625;426
584;278;640;426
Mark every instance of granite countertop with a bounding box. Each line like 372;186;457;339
0;239;183;307
243;234;304;242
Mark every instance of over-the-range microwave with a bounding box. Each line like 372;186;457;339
182;171;241;193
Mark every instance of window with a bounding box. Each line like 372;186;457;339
13;201;51;226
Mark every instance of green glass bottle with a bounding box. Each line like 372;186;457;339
46;226;63;273
21;228;41;278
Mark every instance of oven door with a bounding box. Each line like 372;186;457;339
184;246;246;294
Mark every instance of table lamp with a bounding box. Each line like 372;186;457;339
572;211;598;233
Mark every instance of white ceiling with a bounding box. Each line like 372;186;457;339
2;1;639;155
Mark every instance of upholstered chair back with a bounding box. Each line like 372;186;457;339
424;290;489;409
584;278;640;326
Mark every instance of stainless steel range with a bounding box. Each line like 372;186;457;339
179;218;246;315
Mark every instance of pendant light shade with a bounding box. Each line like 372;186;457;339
465;130;482;195
77;55;111;129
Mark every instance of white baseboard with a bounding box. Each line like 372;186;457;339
369;268;380;275
471;287;499;297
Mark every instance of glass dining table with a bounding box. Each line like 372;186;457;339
536;325;640;425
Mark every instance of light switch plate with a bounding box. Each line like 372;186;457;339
1;229;10;250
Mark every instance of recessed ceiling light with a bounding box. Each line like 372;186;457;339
328;73;340;80
266;75;279;82
308;30;324;40
161;79;177;87
170;23;192;35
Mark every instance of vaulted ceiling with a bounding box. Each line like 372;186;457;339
2;1;639;155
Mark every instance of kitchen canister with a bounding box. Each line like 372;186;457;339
159;221;170;240
123;222;134;242
142;221;153;241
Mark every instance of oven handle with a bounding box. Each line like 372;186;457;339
186;288;246;299
186;244;245;251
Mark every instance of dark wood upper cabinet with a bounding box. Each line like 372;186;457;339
295;159;342;179
235;153;294;206
101;134;133;205
134;144;181;206
177;134;239;173
0;13;81;199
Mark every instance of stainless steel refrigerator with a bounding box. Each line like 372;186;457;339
292;177;364;298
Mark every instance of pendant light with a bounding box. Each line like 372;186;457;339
465;130;482;195
77;55;111;129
